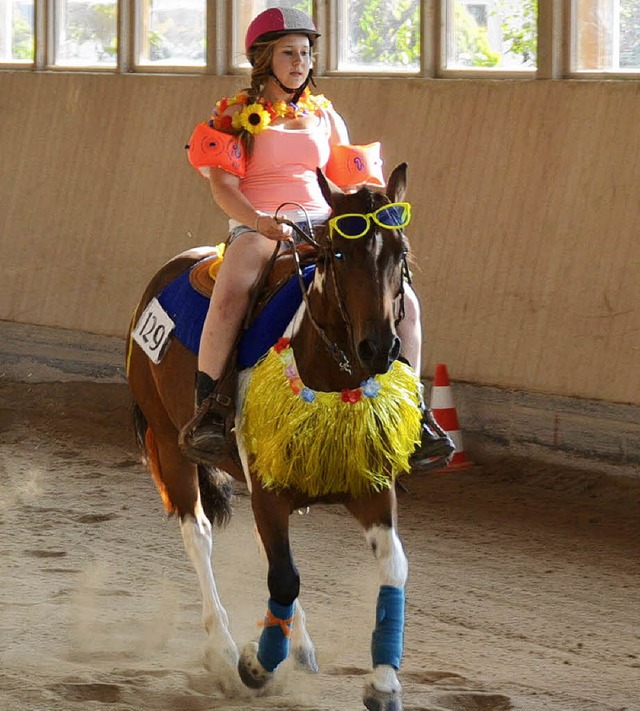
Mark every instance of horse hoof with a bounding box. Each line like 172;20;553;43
363;683;402;711
293;645;319;673
237;642;273;690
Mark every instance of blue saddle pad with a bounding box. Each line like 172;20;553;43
156;257;315;369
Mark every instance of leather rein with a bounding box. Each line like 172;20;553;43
277;214;411;376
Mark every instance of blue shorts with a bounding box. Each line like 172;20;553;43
228;219;324;246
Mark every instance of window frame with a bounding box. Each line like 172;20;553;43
0;0;638;79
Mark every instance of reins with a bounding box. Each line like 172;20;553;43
280;218;353;374
275;202;409;376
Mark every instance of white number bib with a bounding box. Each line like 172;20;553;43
132;298;175;364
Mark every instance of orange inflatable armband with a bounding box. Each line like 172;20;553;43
186;123;246;178
325;142;385;189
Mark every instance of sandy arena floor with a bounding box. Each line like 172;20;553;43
0;380;638;711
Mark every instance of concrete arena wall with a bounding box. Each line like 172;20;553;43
1;72;639;405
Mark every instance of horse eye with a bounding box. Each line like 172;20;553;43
333;251;344;261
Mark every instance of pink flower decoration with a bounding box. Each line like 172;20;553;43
285;363;297;379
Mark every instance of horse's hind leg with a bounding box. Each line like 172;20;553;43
346;488;406;711
134;377;239;671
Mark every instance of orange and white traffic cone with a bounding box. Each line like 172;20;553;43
429;364;474;472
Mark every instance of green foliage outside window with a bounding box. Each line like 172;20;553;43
497;0;537;66
12;13;34;60
348;0;419;67
454;2;499;67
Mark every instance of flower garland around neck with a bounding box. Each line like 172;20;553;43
211;88;332;136
273;337;382;403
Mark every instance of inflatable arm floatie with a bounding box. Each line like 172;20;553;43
186;122;246;178
325;142;385;189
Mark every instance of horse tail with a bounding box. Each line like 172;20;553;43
197;465;233;529
132;401;232;527
132;401;147;454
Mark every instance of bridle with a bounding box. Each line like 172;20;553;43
277;205;411;375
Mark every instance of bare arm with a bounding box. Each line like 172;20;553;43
208;168;292;241
326;108;350;146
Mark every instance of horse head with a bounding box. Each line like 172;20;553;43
313;163;410;378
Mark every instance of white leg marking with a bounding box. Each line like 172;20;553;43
180;513;239;665
363;525;406;699
365;524;408;588
370;664;401;693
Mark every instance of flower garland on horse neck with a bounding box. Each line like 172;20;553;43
211;89;332;136
241;338;423;498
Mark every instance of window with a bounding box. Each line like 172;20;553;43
54;0;118;67
2;0;639;78
136;0;206;66
572;0;640;72
445;0;537;71
336;0;420;73
0;0;34;62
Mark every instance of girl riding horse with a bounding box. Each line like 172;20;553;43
179;7;453;468
128;164;431;711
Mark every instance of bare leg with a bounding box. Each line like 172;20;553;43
199;232;278;378
180;233;279;462
396;284;421;375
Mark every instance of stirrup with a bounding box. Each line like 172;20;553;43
179;392;232;465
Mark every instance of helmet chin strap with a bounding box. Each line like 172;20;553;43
270;70;313;104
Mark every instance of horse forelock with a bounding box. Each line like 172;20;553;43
337;186;388;215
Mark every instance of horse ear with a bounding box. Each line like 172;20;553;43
316;168;341;208
386;163;408;203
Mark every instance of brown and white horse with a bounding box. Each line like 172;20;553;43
126;164;419;711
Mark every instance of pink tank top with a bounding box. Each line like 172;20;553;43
239;109;332;218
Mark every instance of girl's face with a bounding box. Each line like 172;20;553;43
270;34;312;92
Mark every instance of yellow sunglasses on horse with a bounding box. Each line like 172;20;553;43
328;202;412;240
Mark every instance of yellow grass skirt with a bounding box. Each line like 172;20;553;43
241;341;422;498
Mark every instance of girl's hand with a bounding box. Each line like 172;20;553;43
255;215;293;241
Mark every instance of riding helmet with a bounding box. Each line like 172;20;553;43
245;7;320;56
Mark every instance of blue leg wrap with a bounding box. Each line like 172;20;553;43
371;585;405;670
257;599;295;672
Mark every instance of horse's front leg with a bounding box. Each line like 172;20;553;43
251;524;318;674
347;487;406;711
238;483;299;689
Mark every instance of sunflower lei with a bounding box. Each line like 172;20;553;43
211;88;332;136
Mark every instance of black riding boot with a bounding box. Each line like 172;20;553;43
410;384;456;470
179;371;231;465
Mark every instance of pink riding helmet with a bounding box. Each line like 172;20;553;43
245;7;320;55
